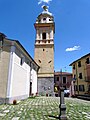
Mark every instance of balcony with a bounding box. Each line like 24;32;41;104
85;76;90;82
35;39;54;45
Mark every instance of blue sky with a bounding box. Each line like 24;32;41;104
0;0;90;72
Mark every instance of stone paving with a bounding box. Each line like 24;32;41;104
0;97;90;120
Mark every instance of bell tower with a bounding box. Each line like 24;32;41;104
34;6;55;96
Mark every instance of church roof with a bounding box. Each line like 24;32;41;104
0;32;40;69
69;53;90;66
38;5;53;17
41;9;52;16
54;72;72;76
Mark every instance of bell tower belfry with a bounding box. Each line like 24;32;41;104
34;6;55;96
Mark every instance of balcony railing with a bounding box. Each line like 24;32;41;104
85;76;90;82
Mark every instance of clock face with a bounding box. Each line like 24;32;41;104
48;60;52;63
38;59;41;63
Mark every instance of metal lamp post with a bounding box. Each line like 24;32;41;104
59;69;67;120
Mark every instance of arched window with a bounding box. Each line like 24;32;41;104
43;18;46;21
42;33;46;39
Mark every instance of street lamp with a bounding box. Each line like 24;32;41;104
59;68;67;120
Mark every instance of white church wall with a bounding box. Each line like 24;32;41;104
0;37;39;104
31;69;37;95
8;52;30;103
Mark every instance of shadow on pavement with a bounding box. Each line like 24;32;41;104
47;115;59;119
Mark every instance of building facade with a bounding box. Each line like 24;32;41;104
54;72;73;97
70;53;90;96
0;33;39;104
34;6;55;96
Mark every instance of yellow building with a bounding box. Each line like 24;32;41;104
70;53;90;96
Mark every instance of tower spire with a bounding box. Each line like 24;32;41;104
43;5;48;11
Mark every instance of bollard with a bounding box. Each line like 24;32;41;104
59;87;67;120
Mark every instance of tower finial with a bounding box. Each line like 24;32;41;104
43;5;48;11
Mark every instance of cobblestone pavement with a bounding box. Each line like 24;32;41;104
0;97;90;120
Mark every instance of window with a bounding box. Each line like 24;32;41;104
49;18;53;21
20;56;25;65
43;18;46;21
78;61;81;67
27;61;29;65
79;73;83;79
79;85;85;91
57;77;59;81
38;40;40;43
88;85;90;91
63;77;66;83
42;33;46;39
74;74;76;80
48;40;50;43
73;64;75;69
86;58;90;64
20;57;23;65
74;85;78;91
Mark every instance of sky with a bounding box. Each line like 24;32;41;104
0;0;90;72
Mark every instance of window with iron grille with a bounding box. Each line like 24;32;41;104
63;77;66;83
79;85;85;91
79;73;83;79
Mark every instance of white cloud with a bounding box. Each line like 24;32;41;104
38;0;52;4
65;46;81;52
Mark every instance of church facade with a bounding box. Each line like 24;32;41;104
0;33;39;104
34;6;55;96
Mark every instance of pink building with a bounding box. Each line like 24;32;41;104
54;72;73;97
